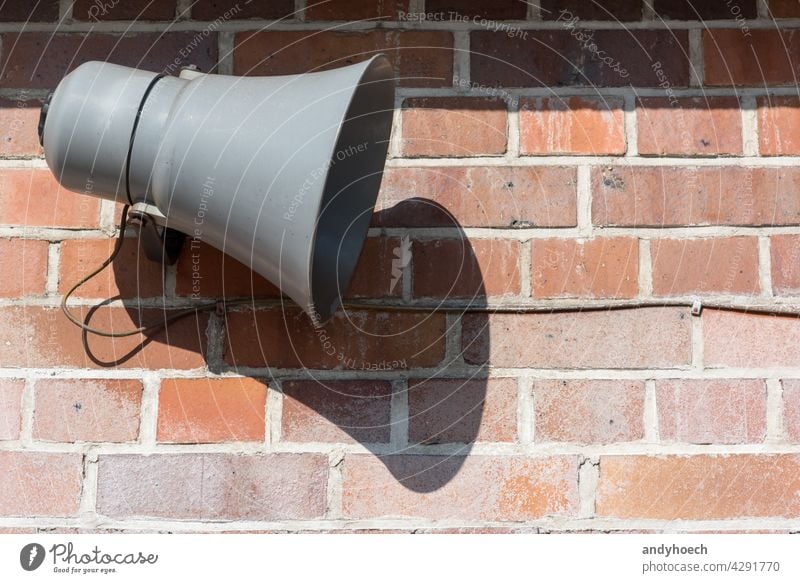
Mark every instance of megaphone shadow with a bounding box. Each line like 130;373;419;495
95;199;491;493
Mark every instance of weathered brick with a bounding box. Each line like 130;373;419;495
72;0;176;20
654;0;757;20
0;239;48;297
412;238;521;298
0;32;218;89
463;308;692;368
0;169;101;228
402;97;507;157
282;380;392;443
342;455;578;519
157;378;267;443
0;0;59;21
346;237;404;299
771;0;800;17
771;235;800;295
597;455;800;519
408;378;517;444
234;30;454;87
704;309;800;368
0;97;44;157
0;306;208;369
0;452;83;516
651;237;760;296
224;307;446;369
306;0;411;20
656;380;767;444
520;97;625;155
783;380;800;442
592;166;800;226
0;380;24;440
531;237;638;299
704;29;800;86
33;379;142;443
376;166;577;228
637;97;743;156
428;0;527;19
193;0;294;19
758;96;800;156
471;30;689;87
534;380;644;443
97;454;327;520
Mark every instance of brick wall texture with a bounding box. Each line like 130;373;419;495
1;0;800;533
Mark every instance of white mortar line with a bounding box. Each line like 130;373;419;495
138;372;160;445
623;93;638;157
741;94;759;156
576;166;592;236
506;98;520;159
517;377;534;444
688;28;704;88
388;92;404;159
176;0;192;20
520;239;533;298
759;235;773;297
765;378;785;443
58;0;73;20
294;0;307;21
642;0;656;20
638;238;653;298
644;379;658;442
78;451;99;527
19;377;36;446
217;31;235;75
386;154;800;166
325;449;344;519
444;312;464;366
99;199;118;235
45;242;60;296
578;456;599;519
390;378;409;448
267;379;283;448
758;0;771;18
452;30;470;85
691;314;704;370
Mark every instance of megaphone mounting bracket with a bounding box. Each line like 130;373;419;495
127;202;186;265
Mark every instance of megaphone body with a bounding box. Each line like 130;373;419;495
39;56;395;323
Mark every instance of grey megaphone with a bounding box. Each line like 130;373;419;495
39;55;395;324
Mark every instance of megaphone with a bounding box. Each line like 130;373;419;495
39;55;395;324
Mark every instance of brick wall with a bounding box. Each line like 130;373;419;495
1;0;800;533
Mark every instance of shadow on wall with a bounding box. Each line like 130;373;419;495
80;198;491;492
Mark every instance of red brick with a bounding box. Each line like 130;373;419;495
0;97;44;157
33;379;141;442
175;241;280;299
412;238;521;299
651;237;760;296
541;0;642;20
654;0;757;19
306;0;411;20
408;378;517;444
428;0;527;19
402;97;507;157
224;307;446;369
704;309;800;367
520;97;625;155
758;96;800;156
157;378;266;443
282;380;392;443
346;237;404;299
783;380;800;442
463;308;692;368
0;169;101;228
0;0;59;21
0;32;218;89
376;166;577;228
772;235;800;295
59;238;165;299
234;30;454;87
592;166;800;226
0;452;83;516
342;455;578;519
532;237;638;299
97;453;327;519
72;0;176;20
0;239;48;297
193;0;294;19
597;454;800;519
704;29;800;86
0;306;208;369
637;97;743;156
534;380;644;443
471;30;689;87
771;0;800;17
657;380;767;444
0;380;24;440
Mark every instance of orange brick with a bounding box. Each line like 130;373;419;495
0;452;83;516
534;380;644;443
783;380;800;442
704;309;800;368
656;380;767;444
0;239;48;297
281;380;392;443
637;97;743;156
704;29;800;86
520;97;625;156
0;169;101;229
33;379;141;442
651;237;760;296
0;380;24;440
402;97;507;157
408;378;517;444
412;238;521;298
0;98;44;157
597;455;800;519
157;378;267;443
376;166;577;228
342;455;578;519
463;308;691;368
97;453;327;520
770;235;800;295
532;237;638;299
759;97;800;156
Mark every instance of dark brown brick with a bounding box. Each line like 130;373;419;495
541;0;642;21
654;0;757;20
